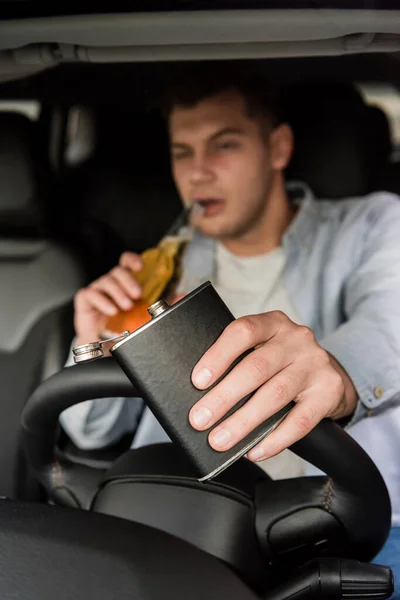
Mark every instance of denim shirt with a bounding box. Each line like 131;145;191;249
61;183;400;444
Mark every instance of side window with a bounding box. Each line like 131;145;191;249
64;105;96;167
357;83;400;162
0;100;41;120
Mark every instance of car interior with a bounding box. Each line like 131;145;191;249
0;3;399;598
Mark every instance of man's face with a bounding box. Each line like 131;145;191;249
169;91;279;240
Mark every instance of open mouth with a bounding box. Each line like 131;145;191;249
192;198;224;217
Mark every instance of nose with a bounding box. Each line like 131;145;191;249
189;151;215;185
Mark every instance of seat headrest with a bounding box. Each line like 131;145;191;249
0;112;45;235
284;82;392;199
366;104;392;168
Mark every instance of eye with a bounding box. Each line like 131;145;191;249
172;150;191;161
217;139;240;150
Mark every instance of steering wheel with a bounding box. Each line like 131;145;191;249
21;358;392;592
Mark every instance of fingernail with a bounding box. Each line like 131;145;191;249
212;429;232;449
248;447;265;461
107;306;117;315
193;368;213;389
192;407;213;429
122;299;133;310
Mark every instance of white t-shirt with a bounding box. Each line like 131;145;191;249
212;242;309;480
213;242;300;323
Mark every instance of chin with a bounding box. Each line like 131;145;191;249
196;222;237;240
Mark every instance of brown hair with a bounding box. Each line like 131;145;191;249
159;63;282;130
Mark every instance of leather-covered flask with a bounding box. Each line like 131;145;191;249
110;280;294;481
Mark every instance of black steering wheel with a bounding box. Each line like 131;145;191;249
21;358;392;593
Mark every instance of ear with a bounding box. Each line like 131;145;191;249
269;123;294;171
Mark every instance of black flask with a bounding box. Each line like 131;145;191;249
110;281;294;481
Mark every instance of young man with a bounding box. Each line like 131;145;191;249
61;67;400;494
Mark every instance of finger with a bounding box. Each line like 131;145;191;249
91;277;134;311
207;364;306;451
189;339;292;430
191;312;287;390
120;251;143;272
110;266;142;299
246;384;333;462
79;288;118;317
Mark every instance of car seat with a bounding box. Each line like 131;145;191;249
0;111;85;499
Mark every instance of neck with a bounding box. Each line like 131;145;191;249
221;176;296;257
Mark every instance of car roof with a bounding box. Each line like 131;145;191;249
1;3;400;85
0;1;397;19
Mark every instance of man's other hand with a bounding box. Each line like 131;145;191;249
189;311;358;462
73;252;143;345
